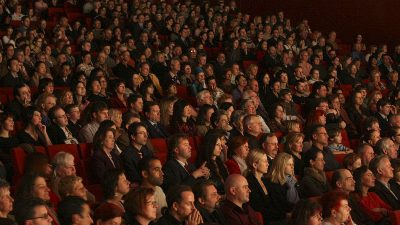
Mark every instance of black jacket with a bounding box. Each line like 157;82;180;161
120;145;153;183
372;180;400;210
162;159;200;192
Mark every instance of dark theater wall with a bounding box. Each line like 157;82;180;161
237;0;400;46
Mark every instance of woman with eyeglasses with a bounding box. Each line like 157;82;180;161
124;188;157;225
287;199;323;225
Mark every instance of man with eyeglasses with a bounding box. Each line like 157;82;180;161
120;122;153;184
260;133;279;169
48;106;79;144
309;125;340;171
57;196;93;225
15;198;53;225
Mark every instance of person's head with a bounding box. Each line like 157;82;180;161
363;129;381;146
24;152;52;178
58;176;87;200
304;148;325;172
357;143;375;166
124;188;157;222
193;181;221;213
327;128;342;145
227;135;249;159
343;153;362;172
108;108;122;129
128;122;148;148
246;149;269;175
94;202;124;225
48;106;68;127
52;152;76;177
0;179;13;216
168;134;191;161
102;169;130;200
267;152;295;185
320;191;351;223
261;133;279;159
375;137;398;159
288;199;322;225
144;101;161;123
285;132;304;154
311;125;329;147
224;174;251;206
369;154;394;182
15;173;50;203
15;198;53;225
377;98;391;116
90;101;109;123
172;99;192;122
332;169;355;193
127;94;144;113
243;114;263;136
57;196;93;225
166;185;195;222
139;157;164;187
38;78;54;94
0;112;14;133
353;166;375;193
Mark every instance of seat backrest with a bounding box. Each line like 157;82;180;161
188;137;198;163
150;138;168;164
78;143;93;160
47;144;80;160
12;147;27;176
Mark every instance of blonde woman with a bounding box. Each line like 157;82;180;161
285;132;305;176
246;149;269;222
265;152;299;224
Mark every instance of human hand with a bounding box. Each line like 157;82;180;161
185;209;203;225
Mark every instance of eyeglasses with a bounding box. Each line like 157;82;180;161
29;213;50;220
145;200;158;207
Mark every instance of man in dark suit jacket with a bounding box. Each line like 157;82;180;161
243;115;263;150
6;83;31;121
120;122;153;184
0;58;26;87
162;134;210;192
53;62;73;87
374;99;392;136
370;154;400;210
47;106;79;144
143;101;169;139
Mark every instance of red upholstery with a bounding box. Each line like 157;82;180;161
12;147;27;176
390;210;400;225
78;143;93;160
0;88;14;102
255;211;264;225
47;144;80;160
176;85;189;98
0;93;8;105
334;153;347;165
48;8;65;18
188;137;197;164
341;129;351;148
325;171;334;184
150;138;168;164
242;60;258;71
340;84;353;98
35;146;48;156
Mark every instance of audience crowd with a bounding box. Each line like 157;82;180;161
0;0;400;225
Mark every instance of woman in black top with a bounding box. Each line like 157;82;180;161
285;132;305;176
17;106;52;147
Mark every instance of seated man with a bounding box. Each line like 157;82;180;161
79;101;109;143
260;133;279;169
156;185;203;225
193;180;226;225
220;174;262;225
243;115;263;150
57;196;93;225
358;143;375;166
0;179;15;225
48;106;79;144
143;101;169;138
370;154;400;209
6;83;31;121
120;122;153;183
139;157;168;219
308;125;340;171
15;198;53;225
162;133;210;192
375;137;398;160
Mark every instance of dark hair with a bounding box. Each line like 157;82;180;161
121;112;140;130
15;172;47;209
172;99;191;125
22;106;40;125
15;198;48;225
58;196;88;225
353;165;369;193
48;105;64;122
143;101;159;114
377;98;390;111
127;122;147;139
343;153;361;171
311;81;326;97
93;127;115;152
288;199;322;225
64;104;79;114
38;78;54;94
196;104;214;126
303;148;323;167
102;169;125;200
166;185;192;209
138;157;160;175
127;93;143;105
167;133;188;160
193;180;217;203
124;187;155;216
0;112;14;131
227;135;248;158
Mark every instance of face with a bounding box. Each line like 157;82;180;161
338;170;355;192
146;160;164;186
370;131;381;146
17;86;31;105
133;126;148;146
378;158;394;179
314;127;329;146
54;108;69;127
174;191;195;220
233;176;251;204
236;142;250;159
116;173;130;195
333;200;351;223
182;105;191;118
176;138;192;160
263;136;279;158
133;98;144;113
28;205;53;225
77;204;93;225
290;137;303;153
255;154;269;174
0;187;13;215
146;105;160;123
213;138;223;157
201;185;220;211
2;117;14;132
33;177;50;201
71;180;87;200
103;131;115;151
94;109;109;123
361;169;376;188
312;152;325;172
308;212;323;225
380;104;391;116
248;117;263;135
384;139;398;159
58;158;76;177
361;146;375;166
32;111;42;126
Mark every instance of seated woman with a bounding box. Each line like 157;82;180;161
17;106;52;147
285;132;305;176
267;103;287;133
321;191;357;225
124;188;157;225
58;175;89;201
87;78;109;103
91;128;122;181
196;104;215;136
94;201;125;225
109;79;128;110
197;132;229;194
14;172;59;224
299;148;331;198
0;179;16;225
170;99;197;136
225;135;249;175
265;152;299;224
353;166;392;223
0;112;19;180
246;149;270;222
287;199;323;225
210;110;232;133
229;110;246;138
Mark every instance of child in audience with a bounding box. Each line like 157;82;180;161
327;128;353;154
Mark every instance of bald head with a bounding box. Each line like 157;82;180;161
224;174;250;207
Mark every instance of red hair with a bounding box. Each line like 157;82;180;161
320;191;349;219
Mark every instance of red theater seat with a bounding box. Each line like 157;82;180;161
150;138;168;164
47;144;80;160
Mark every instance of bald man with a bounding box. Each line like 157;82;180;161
220;174;262;225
